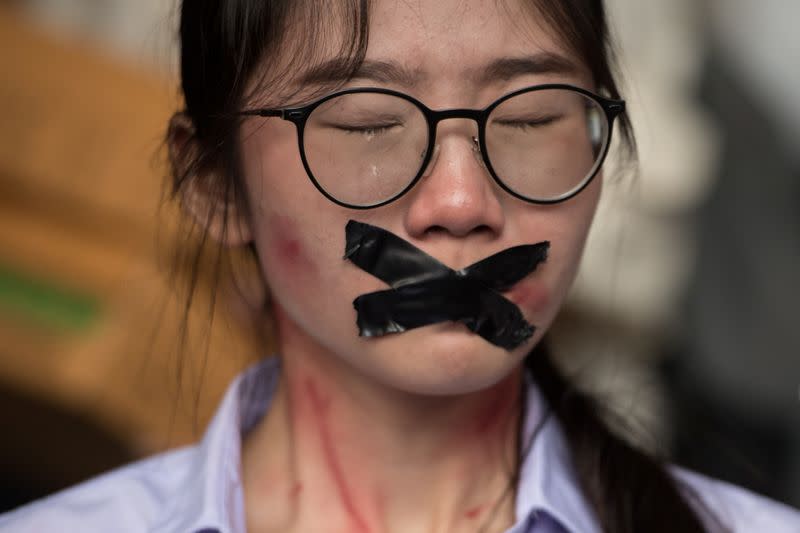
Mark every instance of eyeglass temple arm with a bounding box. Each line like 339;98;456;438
605;100;626;118
237;109;284;118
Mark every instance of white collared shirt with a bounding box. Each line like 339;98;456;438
2;357;798;532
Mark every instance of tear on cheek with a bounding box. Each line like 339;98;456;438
269;215;317;276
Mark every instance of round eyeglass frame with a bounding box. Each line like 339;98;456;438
238;84;626;210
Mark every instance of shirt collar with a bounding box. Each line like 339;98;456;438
164;357;597;533
165;357;280;533
513;378;600;533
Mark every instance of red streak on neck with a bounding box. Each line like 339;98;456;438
464;504;487;520
289;482;303;501
472;373;520;438
304;378;372;533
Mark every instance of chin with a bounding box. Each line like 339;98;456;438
360;323;530;397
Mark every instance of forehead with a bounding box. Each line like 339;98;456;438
362;0;587;91
251;0;589;106
371;0;546;55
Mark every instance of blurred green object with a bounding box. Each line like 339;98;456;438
0;263;100;332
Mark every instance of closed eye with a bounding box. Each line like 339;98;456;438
494;113;563;130
334;122;402;135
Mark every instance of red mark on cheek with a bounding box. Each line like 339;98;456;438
280;239;302;262
305;378;372;533
269;215;316;275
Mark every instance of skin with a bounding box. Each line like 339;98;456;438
178;1;604;532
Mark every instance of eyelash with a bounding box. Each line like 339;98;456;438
335;123;400;135
494;114;560;130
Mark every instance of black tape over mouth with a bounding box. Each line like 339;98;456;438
344;220;549;350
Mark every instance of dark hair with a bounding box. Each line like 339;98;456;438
170;1;716;531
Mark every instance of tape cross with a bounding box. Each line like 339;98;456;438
344;220;549;350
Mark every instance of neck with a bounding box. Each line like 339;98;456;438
243;306;525;533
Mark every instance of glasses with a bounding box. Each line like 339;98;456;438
239;84;625;209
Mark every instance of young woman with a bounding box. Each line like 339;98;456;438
2;1;799;532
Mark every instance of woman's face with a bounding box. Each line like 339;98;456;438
238;0;601;395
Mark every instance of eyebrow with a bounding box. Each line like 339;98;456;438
299;58;423;87
475;53;579;84
297;52;579;89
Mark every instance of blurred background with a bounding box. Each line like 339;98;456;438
0;0;798;513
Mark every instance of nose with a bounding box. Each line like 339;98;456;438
403;125;505;240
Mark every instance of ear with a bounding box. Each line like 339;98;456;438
167;112;253;247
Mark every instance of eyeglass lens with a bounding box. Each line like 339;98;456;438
302;89;608;207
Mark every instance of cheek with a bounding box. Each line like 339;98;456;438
265;214;319;280
240;122;344;287
522;178;602;301
555;176;601;251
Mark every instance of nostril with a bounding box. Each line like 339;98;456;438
424;224;494;238
424;225;447;237
469;225;495;239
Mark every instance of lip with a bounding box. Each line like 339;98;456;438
502;280;550;311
